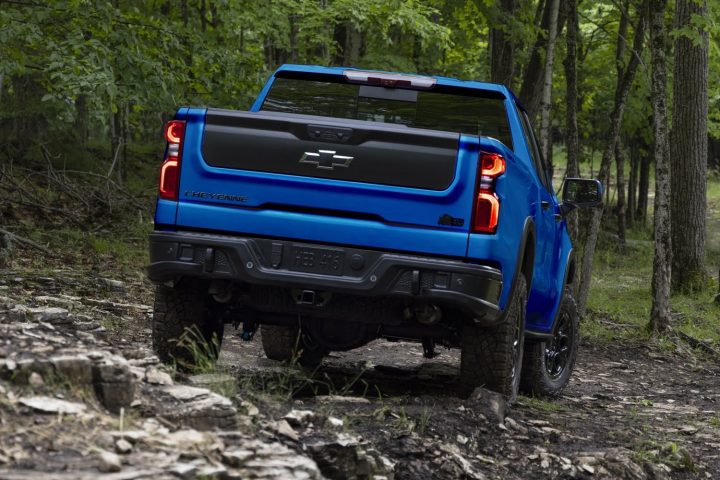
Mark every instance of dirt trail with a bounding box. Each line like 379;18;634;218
220;327;720;479
1;271;718;479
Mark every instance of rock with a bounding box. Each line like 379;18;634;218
152;429;212;450
170;463;198;478
108;430;150;444
144;367;173;385
100;278;126;292
72;319;102;331
188;372;235;394
327;417;344;428
0;296;14;309
115;439;133;454
504;417;528;434
575;449;648;480
8;305;29;322
308;434;395;480
284;409;316;427
468;387;507;424
27;372;44;388
147;385;237;430
50;353;93;384
235;439;322;479
19;396;86;415
240;399;259;416
27;307;69;324
92;355;136;414
98;450;122;473
315;395;371;404
439;443;486;480
222;449;255;467
273;419;299;441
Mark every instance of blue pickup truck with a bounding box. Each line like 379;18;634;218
148;64;601;401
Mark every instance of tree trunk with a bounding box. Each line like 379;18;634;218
538;0;560;179
616;139;627;248
343;22;362;66
614;1;629;249
648;0;672;334
670;0;709;292
490;0;518;87
518;0;567;122
627;149;637;228
289;14;299;63
564;0;580;244
636;150;650;224
74;94;88;152
576;1;647;316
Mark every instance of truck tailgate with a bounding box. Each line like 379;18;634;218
174;109;480;258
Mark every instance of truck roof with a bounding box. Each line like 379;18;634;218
274;64;514;99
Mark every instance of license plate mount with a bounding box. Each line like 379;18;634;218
288;245;345;276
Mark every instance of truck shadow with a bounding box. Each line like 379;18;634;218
221;333;464;399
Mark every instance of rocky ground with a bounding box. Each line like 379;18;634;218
0;269;718;479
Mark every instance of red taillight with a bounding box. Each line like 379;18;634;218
472;152;505;233
480;152;506;177
159;120;186;200
159;159;179;199
474;191;500;232
165;120;185;144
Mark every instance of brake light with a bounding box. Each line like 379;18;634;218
343;70;437;89
474;191;500;232
472;152;506;233
159;120;186;200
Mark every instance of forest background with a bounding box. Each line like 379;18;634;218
0;0;718;343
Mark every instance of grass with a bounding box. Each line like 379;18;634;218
632;440;697;473
551;147;720;348
583;188;720;347
517;395;570;413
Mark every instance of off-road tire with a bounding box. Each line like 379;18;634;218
520;286;579;397
260;324;300;361
152;279;224;369
260;324;326;367
460;276;527;403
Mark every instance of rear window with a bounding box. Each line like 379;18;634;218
261;76;513;149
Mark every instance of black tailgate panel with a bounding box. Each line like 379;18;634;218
201;109;459;191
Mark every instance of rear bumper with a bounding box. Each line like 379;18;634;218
148;231;503;321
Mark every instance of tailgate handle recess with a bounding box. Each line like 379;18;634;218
307;124;353;143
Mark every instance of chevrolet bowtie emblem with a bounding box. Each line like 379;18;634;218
299;150;354;170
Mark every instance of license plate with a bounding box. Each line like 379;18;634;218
289;246;345;276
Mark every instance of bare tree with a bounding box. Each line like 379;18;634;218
564;0;580;243
576;1;648;316
648;0;672;334
518;0;567;122
613;0;630;249
538;0;561;178
669;0;709;292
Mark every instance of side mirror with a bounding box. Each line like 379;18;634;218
560;178;603;216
